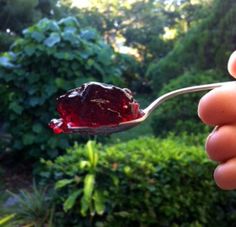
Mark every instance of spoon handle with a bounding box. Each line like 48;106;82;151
144;81;236;115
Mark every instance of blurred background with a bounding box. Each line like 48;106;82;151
0;0;236;226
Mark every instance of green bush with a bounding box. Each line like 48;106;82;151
41;137;236;226
151;70;226;137
0;17;122;159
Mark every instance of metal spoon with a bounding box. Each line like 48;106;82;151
67;81;236;135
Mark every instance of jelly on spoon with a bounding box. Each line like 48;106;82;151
49;81;236;135
49;82;144;134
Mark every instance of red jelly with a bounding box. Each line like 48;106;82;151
49;82;144;134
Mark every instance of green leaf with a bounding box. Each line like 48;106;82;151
84;174;95;198
28;97;41;107
32;123;43;133
80;30;97;41
22;27;34;36
93;190;105;215
86;59;94;69
31;31;45;42
124;166;132;175
53;51;64;59
47;21;60;32
37;18;51;32
81;174;95;216
86;141;95;165
63;190;82;212
28;73;40;84
54;51;74;60
79;160;90;169
9;102;23;114
62;31;79;45
64;26;77;33
44;33;61;47
93;62;105;76
55;179;75;189
58;17;79;27
0;214;15;225
97;48;112;65
44;84;57;96
0;56;15;68
23;134;35;145
94;152;98;167
78;51;90;59
24;45;36;56
55;78;65;88
115;211;131;218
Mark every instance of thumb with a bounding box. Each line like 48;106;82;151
228;51;236;78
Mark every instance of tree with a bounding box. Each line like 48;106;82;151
65;0;212;92
147;0;236;91
0;0;61;51
148;0;236;135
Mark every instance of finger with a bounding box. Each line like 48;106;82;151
198;84;236;125
228;51;236;77
214;157;236;190
206;124;236;162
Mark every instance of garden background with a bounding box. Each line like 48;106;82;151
0;0;236;226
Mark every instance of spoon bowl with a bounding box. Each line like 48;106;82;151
67;81;236;135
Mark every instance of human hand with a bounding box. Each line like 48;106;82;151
198;51;236;190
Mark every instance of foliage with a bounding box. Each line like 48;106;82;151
74;0;210;61
3;183;54;226
41;138;236;226
151;70;226;137
147;0;236;91
0;0;60;34
0;0;39;34
0;17;122;159
114;53;152;92
0;0;62;51
0;32;17;52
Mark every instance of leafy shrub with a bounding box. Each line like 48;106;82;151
41;137;236;226
151;70;226;137
0;17;122;159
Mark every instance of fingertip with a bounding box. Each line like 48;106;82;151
198;85;236;125
227;51;236;77
198;90;221;126
205;125;236;162
214;158;236;190
205;127;219;160
198;94;212;125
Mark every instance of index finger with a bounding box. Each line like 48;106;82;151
228;51;236;77
198;84;236;125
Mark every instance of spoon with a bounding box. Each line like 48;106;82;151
67;81;236;135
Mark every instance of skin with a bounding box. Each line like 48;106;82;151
198;51;236;190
